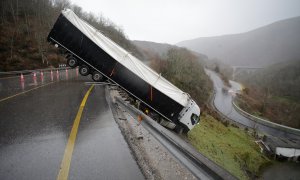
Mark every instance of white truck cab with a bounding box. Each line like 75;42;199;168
178;99;201;130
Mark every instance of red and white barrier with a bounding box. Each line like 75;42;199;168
20;73;24;81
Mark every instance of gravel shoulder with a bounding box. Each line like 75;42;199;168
107;86;196;180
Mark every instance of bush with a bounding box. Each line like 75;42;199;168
151;48;212;107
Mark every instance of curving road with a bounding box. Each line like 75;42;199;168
205;69;300;141
0;69;143;180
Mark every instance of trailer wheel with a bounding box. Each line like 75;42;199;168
92;71;103;82
67;57;78;68
79;65;90;76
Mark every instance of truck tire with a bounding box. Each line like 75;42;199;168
182;126;189;134
175;123;189;135
79;65;90;76
92;71;103;82
175;125;184;134
67;57;78;68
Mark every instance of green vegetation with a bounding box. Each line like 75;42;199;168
235;92;300;129
0;0;142;71
150;48;212;106
236;60;300;129
188;114;271;179
238;60;300;101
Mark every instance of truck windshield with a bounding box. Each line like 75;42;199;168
191;113;199;125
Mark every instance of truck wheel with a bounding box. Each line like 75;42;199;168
67;57;78;68
92;71;103;82
175;125;184;134
182;127;189;135
79;65;90;76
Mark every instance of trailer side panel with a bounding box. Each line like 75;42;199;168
47;14;184;122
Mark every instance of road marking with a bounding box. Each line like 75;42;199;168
57;85;94;180
0;82;55;103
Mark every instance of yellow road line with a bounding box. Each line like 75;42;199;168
0;82;55;103
57;85;94;180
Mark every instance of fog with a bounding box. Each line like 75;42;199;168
70;0;300;44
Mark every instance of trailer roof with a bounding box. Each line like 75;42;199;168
62;9;190;106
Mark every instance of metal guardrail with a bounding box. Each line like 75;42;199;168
113;95;237;180
207;70;300;140
232;99;300;136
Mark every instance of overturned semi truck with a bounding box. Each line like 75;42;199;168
47;9;200;133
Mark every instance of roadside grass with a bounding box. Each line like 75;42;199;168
188;113;271;179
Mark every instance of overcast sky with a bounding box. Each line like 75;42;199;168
70;0;300;44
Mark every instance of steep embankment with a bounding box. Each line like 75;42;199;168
188;114;271;179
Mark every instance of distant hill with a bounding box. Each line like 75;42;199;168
177;16;300;67
133;40;208;61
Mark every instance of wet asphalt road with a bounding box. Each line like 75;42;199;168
205;69;300;141
0;70;143;180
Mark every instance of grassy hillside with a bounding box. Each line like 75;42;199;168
188;114;271;179
0;0;142;71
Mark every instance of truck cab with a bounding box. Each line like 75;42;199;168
178;99;201;132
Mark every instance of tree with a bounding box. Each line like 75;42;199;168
151;48;212;107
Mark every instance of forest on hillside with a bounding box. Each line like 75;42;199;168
236;60;300;128
150;48;212;107
238;60;300;100
0;0;142;71
130;40;214;107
